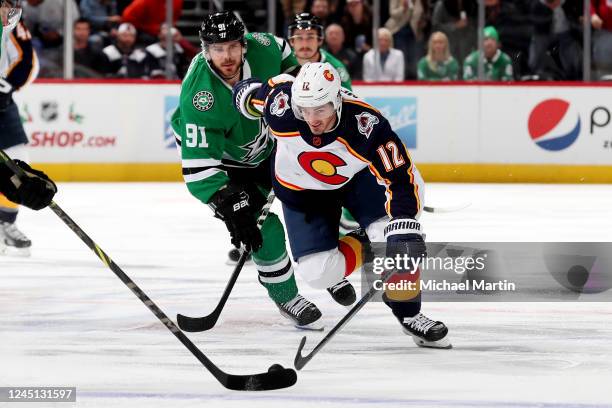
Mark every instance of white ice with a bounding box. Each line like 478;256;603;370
1;183;612;408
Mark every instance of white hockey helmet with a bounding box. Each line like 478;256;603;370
1;0;22;33
291;62;342;124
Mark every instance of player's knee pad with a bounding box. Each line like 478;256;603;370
296;249;346;289
365;217;387;242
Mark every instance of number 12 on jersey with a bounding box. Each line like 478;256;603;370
185;124;209;148
376;142;405;172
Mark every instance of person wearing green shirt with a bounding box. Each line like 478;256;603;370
171;12;323;329
463;26;514;81
287;12;352;90
417;31;459;81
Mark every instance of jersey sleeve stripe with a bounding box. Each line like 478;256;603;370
275;174;305;190
271;129;301;137
184;168;227;183
344;99;381;114
182;158;223;168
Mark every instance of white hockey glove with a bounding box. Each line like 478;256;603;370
232;78;264;120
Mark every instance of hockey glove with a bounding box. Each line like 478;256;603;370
209;183;264;252
384;216;427;267
0;160;57;210
232;77;264;120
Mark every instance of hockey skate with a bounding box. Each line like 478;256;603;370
401;313;452;349
225;247;253;265
327;278;356;306
0;221;32;257
276;294;323;331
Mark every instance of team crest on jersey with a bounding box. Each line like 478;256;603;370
193;91;214;111
323;69;334;82
355;112;379;139
270;91;290;117
251;33;271;46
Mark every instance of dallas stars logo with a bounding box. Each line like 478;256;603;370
193;90;214;111
240;122;270;162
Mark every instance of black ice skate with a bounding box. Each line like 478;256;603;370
225;247;252;265
401;313;452;349
276;294;323;331
0;221;31;257
327;278;357;306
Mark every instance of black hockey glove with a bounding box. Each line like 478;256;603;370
0;160;57;210
384;216;427;269
232;77;264;120
209;183;265;252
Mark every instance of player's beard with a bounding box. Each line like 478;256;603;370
217;58;241;81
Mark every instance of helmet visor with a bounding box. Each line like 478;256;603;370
293;102;336;122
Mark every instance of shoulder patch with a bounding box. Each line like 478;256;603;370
270;91;290;117
355;112;379;139
193;90;215;112
251;33;271;47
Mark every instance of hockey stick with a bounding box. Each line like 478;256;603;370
0;150;296;391
177;192;275;332
423;202;471;213
294;270;395;370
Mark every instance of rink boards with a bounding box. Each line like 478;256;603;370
11;81;612;183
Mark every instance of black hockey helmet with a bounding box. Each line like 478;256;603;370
199;11;246;49
288;12;324;39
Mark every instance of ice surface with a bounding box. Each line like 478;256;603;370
1;183;611;407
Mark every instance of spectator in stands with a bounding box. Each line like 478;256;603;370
324;23;359;77
463;26;513;81
100;22;147;78
417;31;459;80
311;0;333;26
529;0;583;80
121;0;183;44
80;0;121;32
22;0;80;76
73;18;106;77
341;0;373;54
591;0;612;78
432;0;477;66
144;24;189;79
281;0;309;33
484;0;532;78
385;0;418;78
22;0;80;48
363;27;405;81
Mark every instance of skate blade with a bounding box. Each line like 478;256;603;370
411;335;452;349
279;311;325;331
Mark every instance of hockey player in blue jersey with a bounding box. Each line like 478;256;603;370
233;62;451;348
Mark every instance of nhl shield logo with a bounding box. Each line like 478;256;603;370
193;91;215;112
270;91;290;117
41;101;59;122
355;112;379;139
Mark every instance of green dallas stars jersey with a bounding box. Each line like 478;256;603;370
171;32;297;204
320;48;351;90
463;49;513;81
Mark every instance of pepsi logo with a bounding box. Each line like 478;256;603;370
528;99;581;151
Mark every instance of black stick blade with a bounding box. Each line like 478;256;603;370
177;313;216;332
223;366;298;391
294;336;311;371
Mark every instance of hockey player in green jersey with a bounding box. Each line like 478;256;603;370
288;13;352;90
171;12;323;329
